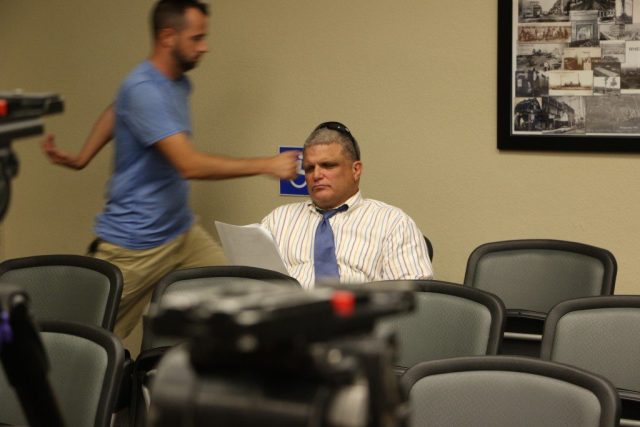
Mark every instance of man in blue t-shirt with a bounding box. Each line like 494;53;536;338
42;0;299;339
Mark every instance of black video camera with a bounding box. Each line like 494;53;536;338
0;91;64;222
147;281;415;427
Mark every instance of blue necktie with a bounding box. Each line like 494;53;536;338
314;205;348;282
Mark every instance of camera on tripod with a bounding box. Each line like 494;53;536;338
0;91;64;222
147;281;416;427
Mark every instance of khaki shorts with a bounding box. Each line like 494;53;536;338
93;223;226;339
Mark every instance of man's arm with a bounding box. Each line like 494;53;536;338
383;216;434;280
41;104;114;170
155;132;299;180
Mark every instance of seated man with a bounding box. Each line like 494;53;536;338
262;121;433;288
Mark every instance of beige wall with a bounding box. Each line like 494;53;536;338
1;0;640;294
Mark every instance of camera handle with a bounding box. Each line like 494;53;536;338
0;142;19;222
323;334;409;427
0;285;65;427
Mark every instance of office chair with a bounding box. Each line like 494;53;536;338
131;265;301;427
541;295;640;426
464;239;616;356
0;255;123;330
0;320;125;427
376;280;504;374
141;265;300;350
402;355;620;427
423;235;434;261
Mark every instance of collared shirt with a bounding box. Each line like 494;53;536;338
261;192;433;288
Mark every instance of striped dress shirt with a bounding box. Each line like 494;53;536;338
261;192;433;289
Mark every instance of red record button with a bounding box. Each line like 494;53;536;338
0;99;7;117
331;290;355;317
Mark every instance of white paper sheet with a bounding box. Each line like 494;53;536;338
214;221;289;275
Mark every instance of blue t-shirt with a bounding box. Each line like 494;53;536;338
95;60;193;249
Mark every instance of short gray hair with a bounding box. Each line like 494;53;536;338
304;128;360;161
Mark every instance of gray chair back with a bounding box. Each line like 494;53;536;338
464;239;616;356
142;265;300;351
0;255;123;330
376;280;504;372
402;356;620;427
0;321;124;427
541;296;640;426
464;240;616;313
131;266;300;427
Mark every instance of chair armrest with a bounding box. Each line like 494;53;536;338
503;310;545;341
620;390;640;426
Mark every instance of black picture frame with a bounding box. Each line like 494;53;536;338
498;0;640;152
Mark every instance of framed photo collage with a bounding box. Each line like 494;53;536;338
498;0;640;152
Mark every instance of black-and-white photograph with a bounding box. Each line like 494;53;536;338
593;75;621;94
518;23;572;42
563;47;601;69
616;0;633;23
548;70;593;95
585;95;640;132
513;97;544;131
518;0;616;22
512;96;586;133
515;69;550;96
567;0;616;21
518;0;568;22
621;40;640;92
591;58;621;76
541;96;586;134
517;43;564;71
621;65;640;91
599;22;640;40
570;10;600;46
600;40;626;61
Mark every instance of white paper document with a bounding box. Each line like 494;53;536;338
214;221;290;275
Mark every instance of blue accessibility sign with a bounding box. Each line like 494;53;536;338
279;146;308;196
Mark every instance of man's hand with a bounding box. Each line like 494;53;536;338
267;150;300;180
41;134;83;170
